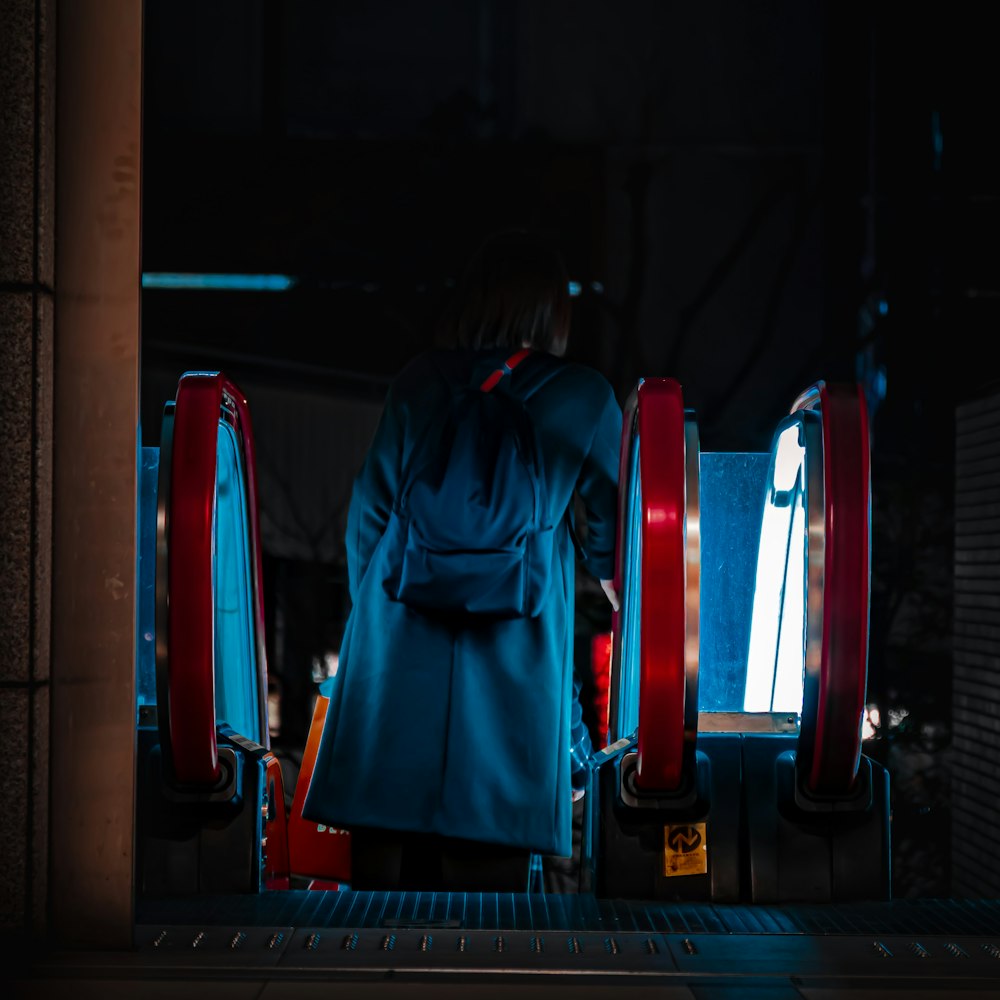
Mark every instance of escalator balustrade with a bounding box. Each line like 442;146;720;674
590;378;890;903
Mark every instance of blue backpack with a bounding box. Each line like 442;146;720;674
383;348;561;618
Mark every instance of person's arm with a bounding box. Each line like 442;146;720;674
575;378;622;587
344;384;405;603
569;666;594;798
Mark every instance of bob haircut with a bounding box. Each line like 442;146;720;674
450;230;571;354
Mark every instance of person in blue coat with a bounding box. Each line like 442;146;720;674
302;230;622;891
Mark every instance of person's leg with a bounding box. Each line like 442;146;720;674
348;826;404;890
438;836;532;892
353;829;531;893
397;832;445;890
541;793;586;893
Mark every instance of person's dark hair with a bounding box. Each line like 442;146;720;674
449;229;571;354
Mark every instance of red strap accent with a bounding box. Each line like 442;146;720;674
479;369;505;392
504;347;534;370
479;347;534;392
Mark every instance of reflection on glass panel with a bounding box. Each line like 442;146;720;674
744;421;807;714
773;491;806;713
698;452;771;712
213;420;260;743
136;447;159;707
617;430;642;739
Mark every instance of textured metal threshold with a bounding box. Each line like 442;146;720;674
137;890;1000;937
14;895;1000;996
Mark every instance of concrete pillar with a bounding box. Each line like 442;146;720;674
48;0;143;947
0;0;57;938
1;0;144;948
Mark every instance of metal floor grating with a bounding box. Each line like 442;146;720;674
137;891;1000;936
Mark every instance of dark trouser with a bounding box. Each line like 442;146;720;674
350;827;532;893
541;793;586;893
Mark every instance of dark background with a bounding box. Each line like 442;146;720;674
139;0;1000;899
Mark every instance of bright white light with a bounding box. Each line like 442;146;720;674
773;425;804;493
772;494;805;714
744;425;806;713
267;688;282;738
311;651;340;682
888;707;909;729
744;497;793;710
862;703;881;739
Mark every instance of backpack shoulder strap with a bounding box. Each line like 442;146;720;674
478;347;534;392
478;348;565;402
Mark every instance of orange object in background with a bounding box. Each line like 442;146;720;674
286;692;352;886
591;631;613;749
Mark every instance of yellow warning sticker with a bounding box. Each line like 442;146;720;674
663;823;708;877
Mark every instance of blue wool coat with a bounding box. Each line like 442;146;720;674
301;347;622;857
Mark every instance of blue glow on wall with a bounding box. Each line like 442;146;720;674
700;452;771;712
931;110;943;171
142;272;297;291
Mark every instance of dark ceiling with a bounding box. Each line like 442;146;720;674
140;0;999;460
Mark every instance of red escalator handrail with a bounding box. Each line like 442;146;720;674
165;372;271;786
635;378;689;792
168;374;223;786
262;751;291;888
793;381;871;795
